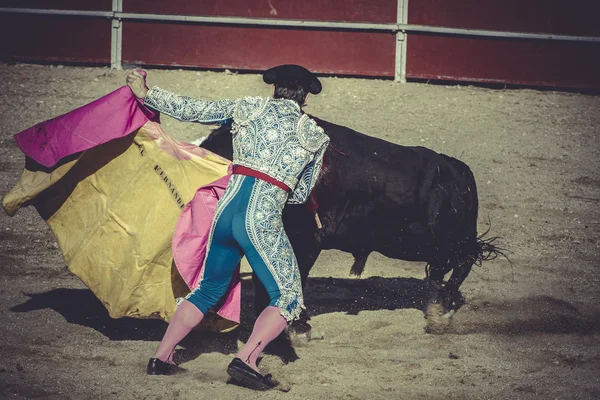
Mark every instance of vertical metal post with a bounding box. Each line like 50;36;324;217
110;0;123;69
395;0;409;83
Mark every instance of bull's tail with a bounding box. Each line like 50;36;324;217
472;225;509;267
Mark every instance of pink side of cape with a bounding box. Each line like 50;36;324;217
14;86;158;167
172;174;240;323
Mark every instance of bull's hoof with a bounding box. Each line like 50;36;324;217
287;318;312;347
286;327;324;347
287;329;311;347
424;303;455;334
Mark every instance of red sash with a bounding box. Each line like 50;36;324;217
232;165;291;192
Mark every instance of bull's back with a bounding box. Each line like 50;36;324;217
314;119;479;262
313;119;448;260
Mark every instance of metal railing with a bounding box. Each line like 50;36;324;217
1;3;599;82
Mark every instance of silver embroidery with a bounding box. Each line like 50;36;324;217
145;87;236;124
144;88;330;204
231;98;329;204
245;177;305;321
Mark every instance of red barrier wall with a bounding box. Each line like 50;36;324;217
406;34;600;89
1;0;598;89
0;14;110;65
122;23;396;76
405;0;600;88
408;0;599;36
121;0;397;76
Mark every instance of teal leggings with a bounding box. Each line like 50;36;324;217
185;176;286;315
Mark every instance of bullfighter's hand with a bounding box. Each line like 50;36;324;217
126;70;149;99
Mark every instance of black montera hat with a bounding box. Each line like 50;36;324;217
263;64;322;95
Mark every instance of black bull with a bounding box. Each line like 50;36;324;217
200;117;499;333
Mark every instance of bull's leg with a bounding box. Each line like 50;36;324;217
425;261;452;304
439;262;472;311
425;261;472;334
424;261;454;334
251;246;321;346
349;253;369;276
287;248;321;346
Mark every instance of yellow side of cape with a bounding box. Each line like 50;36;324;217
2;126;235;331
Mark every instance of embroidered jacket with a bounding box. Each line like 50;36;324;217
144;87;329;204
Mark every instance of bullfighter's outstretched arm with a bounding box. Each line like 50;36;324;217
144;87;236;124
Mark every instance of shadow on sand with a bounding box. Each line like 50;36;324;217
10;275;600;363
10;274;430;336
10;274;430;361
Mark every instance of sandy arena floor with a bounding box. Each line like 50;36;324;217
0;64;599;399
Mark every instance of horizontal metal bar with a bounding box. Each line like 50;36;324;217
117;12;396;31
0;7;113;18
0;7;394;30
399;23;600;43
1;7;599;43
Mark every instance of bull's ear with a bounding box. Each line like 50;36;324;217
298;115;328;153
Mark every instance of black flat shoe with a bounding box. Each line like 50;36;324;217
147;358;185;375
226;358;277;391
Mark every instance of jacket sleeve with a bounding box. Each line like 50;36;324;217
287;117;330;204
143;86;236;124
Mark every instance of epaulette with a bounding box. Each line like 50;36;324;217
297;115;329;152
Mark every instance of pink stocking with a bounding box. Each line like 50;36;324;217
154;300;204;363
236;306;288;372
